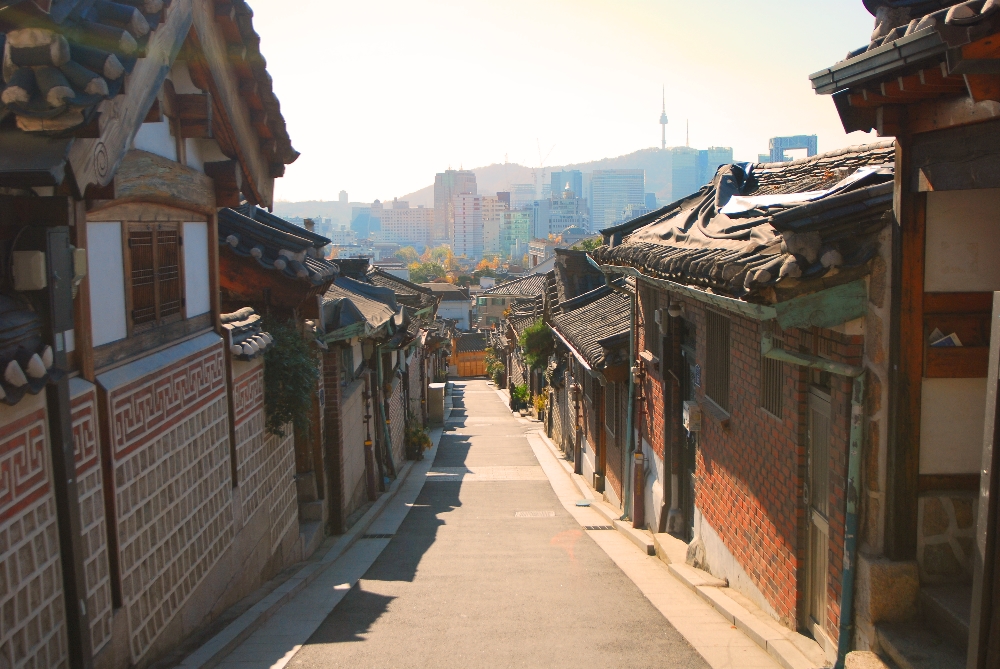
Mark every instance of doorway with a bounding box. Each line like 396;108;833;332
805;386;832;636
680;345;697;542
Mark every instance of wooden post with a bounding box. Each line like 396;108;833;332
887;121;925;561
73;201;96;381
968;292;1000;669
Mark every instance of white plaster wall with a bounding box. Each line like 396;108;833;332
438;303;469;330
87;222;127;346
925;189;1000;292
132;119;176;162
642;437;663;532
693;507;780;621
341;381;368;517
582;436;596;485
920;377;987;474
183;222;211;317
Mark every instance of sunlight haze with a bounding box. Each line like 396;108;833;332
253;1;879;203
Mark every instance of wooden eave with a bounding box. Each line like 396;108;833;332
219;248;328;313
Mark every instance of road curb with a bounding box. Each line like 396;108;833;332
177;426;445;669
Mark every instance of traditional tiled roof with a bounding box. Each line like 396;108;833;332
550;283;632;371
368;268;436;310
322;276;398;332
552;249;604;313
221;307;273;360
421;283;470;302
455;332;487;353
219;206;338;286
484;273;549;296
0;294;56;405
594;142;896;302
507;294;543;336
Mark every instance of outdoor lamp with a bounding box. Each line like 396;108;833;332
667;302;685;318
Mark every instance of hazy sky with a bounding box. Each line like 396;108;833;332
252;1;879;204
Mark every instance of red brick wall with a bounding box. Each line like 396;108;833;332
638;285;861;637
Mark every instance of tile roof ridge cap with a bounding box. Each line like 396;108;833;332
754;139;896;170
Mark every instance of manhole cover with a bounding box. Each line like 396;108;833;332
362;533;394;539
515;511;556;518
575;500;591;507
585;525;614;531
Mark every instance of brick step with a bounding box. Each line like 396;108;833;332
918;584;971;650
876;620;964;669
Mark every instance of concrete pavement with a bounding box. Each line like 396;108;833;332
195;379;781;669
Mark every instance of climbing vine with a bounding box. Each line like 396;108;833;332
262;318;319;437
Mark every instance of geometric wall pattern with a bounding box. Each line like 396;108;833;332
71;385;113;654
232;365;296;553
107;343;234;662
0;405;68;669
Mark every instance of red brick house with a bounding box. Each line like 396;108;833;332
594;142;896;664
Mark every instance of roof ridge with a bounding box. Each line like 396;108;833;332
754;140;896;170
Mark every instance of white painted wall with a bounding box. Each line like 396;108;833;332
925;189;1000;292
920;377;987;474
437;302;469;330
87;222;128;346
182;222;211;317
132;120;177;162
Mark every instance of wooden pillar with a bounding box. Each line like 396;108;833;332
887;116;925;561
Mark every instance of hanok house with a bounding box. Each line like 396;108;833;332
809;2;1000;666
0;0;300;667
546;252;632;509
453;331;487;378
476;272;549;329
216;204;338;555
594;142;896;665
316;261;431;534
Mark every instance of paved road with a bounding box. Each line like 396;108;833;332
287;379;709;669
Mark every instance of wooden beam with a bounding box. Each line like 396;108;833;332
112;149;216;215
176;92;213;138
67;0;193;194
204;159;242;207
924;292;994;314
965;74;1000;104
188;0;273;207
908;95;1000;134
911;117;1000;190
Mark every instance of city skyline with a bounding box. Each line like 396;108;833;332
253;0;877;204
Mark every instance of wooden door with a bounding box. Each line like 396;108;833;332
806;387;832;635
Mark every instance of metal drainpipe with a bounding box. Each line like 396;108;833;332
599;264;637;521
761;334;864;669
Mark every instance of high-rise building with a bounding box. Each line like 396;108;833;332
645;193;658;210
550;170;583;200
767;135;818;162
502;210;532;257
433;169;477;245
669;147;700;203
482;195;507;256
339;190;348;203
377;204;434;247
351;199;383;238
509;183;536;210
453;193;483;258
698;146;734;185
496;191;510;209
590;169;645;231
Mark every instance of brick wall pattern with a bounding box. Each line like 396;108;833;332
0;405;68;669
70;387;113;654
266;428;297;553
108;343;235;662
388;379;406;469
638;285;859;639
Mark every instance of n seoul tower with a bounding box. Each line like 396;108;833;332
660;86;669;150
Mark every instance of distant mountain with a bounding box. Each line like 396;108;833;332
276;146;692;216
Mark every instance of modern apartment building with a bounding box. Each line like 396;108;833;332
433;169;477;245
453;193;484;258
482;195;507;256
589;169;645;231
378;202;434;247
550;170;584;199
509;183;537;210
502;210;532;257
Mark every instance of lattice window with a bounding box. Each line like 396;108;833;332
705;311;730;411
761;352;784;417
127;223;184;332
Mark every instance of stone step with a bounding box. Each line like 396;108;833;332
918;584;971;650
876;620;964;669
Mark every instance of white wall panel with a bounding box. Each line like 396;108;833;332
920;377;987;474
925;189;1000;292
87;222;127;346
183;222;211;317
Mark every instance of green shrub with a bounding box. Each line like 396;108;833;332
262;319;319;437
512;384;530;407
518;320;553;370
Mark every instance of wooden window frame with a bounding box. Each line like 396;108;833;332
760;352;784;419
123;221;187;336
605;381;616;438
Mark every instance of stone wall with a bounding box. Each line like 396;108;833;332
97;334;234;664
70;379;113;655
0;395;68;669
388;377;406;471
917;491;977;584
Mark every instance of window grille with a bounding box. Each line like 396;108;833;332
760;352;783;417
341;346;355;386
127;224;183;332
705;311;730;412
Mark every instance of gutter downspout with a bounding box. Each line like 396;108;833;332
762;333;864;669
596;260;637;522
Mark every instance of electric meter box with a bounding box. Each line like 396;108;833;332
683;400;702;433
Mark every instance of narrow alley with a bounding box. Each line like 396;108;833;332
197;380;779;669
